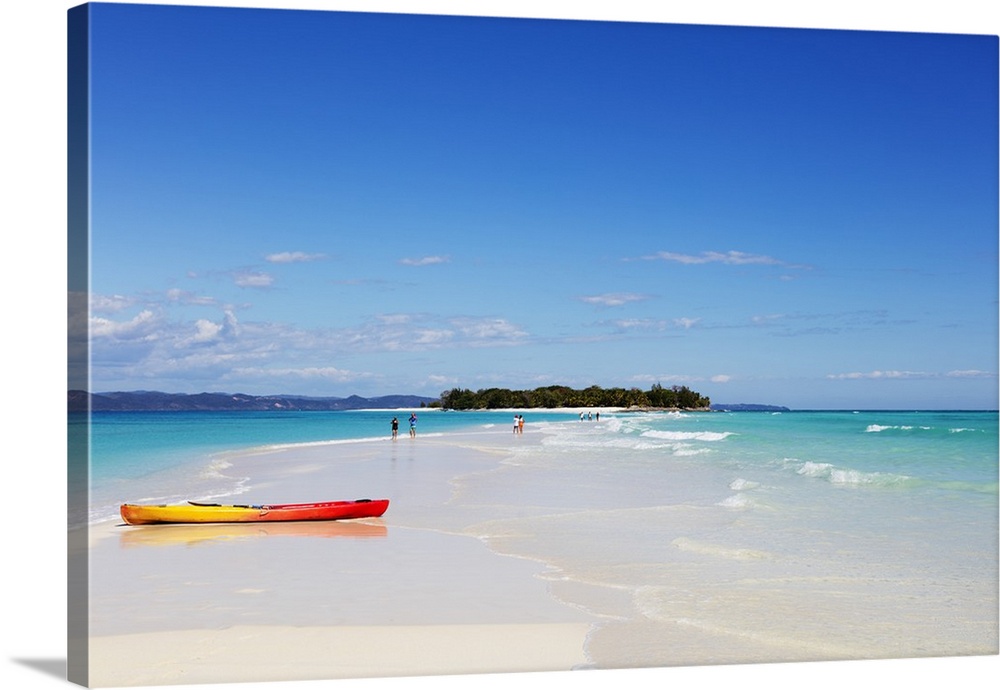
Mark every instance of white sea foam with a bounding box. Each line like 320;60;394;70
717;493;754;509
640;430;735;442
539;428;717;456
672;446;712;457
797;460;835;477
255;435;391;451
729;478;760;491
603;417;625;433
865;424;915;432
829;468;904;487
865;424;936;433
861;423;979;434
794;460;911;488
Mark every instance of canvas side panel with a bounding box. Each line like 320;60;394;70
67;3;91;687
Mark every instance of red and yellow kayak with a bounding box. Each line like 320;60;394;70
119;498;389;525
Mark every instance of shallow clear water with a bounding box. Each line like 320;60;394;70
76;408;573;524
79;408;998;663
454;410;998;664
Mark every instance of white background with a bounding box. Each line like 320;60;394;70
1;2;997;689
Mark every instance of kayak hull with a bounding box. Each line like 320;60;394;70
120;499;389;525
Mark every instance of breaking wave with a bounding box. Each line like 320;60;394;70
790;459;912;488
640;430;735;442
865;424;928;433
717;493;755;509
729;478;760;491
865;424;983;434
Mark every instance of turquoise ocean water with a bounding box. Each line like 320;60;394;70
73;408;574;524
481;409;999;662
75;409;998;525
76;408;998;661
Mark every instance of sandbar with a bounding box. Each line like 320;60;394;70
86;427;597;687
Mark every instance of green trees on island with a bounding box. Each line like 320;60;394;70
438;383;710;411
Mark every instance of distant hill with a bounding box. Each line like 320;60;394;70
710;403;791;412
68;390;438;412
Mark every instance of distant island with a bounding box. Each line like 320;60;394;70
709;403;791;412
68;390;438;412
439;384;710;410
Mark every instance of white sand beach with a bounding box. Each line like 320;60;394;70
86;430;598;687
89;624;590;686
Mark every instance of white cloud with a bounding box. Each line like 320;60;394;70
90;293;134;314
642;250;785;266
630;373;710;385
454;318;529;343
594;316;701;336
176;310;240;347
425;374;457;389
234;271;274;288
827;370;930;380
828;370;997;381
410;329;455;347
946;370;997;379
342;314;529;354
231;366;367;382
610;318;669;331
166;288;216;306
87;296;536;392
399;255;449;266
580;292;651;307
265;251;327;263
190;319;223;343
376;313;414;325
710;374;732;383
90;309;158;340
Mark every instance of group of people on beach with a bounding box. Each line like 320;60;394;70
390;413;418;440
513;415;525;434
580;411;599;421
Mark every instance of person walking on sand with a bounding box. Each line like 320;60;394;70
514;414;520;434
518;415;525;434
391;416;399;440
409;412;417;438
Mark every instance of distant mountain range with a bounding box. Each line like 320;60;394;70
68;390;438;412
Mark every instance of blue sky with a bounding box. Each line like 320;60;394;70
79;2;998;409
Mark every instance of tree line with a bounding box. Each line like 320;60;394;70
437;383;710;410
